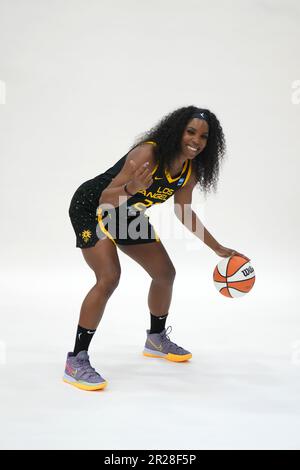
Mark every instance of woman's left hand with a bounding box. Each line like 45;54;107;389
214;244;250;261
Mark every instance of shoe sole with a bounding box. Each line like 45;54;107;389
63;375;107;391
143;351;192;362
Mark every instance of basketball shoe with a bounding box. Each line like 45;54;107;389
143;326;192;362
63;350;107;391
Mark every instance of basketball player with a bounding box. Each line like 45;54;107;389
64;106;249;391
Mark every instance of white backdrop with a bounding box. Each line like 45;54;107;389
0;0;300;450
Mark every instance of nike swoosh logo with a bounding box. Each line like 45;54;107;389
148;338;163;352
154;177;163;180
87;331;95;335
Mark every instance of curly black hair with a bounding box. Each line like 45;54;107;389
129;105;226;196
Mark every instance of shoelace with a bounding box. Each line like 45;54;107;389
77;358;101;379
160;326;185;352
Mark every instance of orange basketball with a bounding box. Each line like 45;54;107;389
213;255;255;298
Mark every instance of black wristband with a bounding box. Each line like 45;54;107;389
124;183;135;196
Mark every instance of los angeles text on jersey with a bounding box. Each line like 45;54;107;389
103;453;197;466
138;187;174;201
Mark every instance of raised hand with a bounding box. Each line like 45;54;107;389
128;160;153;192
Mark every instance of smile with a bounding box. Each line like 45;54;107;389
187;145;199;152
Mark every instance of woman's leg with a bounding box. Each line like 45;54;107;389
79;237;121;329
117;240;191;362
63;237;120;390
117;240;176;316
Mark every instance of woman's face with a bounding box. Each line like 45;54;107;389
181;118;209;158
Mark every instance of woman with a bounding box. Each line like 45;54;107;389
64;105;248;391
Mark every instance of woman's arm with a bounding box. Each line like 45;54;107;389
174;181;220;250
174;170;221;250
99;144;156;208
174;173;249;258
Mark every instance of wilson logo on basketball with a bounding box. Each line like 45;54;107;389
241;266;254;277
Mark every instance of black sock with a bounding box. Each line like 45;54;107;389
73;325;96;356
150;312;168;334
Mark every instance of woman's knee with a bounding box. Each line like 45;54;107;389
153;265;176;284
96;270;121;296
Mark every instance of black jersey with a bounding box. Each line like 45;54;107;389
87;140;192;214
69;141;192;248
122;141;192;215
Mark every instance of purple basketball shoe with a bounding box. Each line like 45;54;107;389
143;326;192;362
63;350;107;391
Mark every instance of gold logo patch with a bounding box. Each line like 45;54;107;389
81;229;92;243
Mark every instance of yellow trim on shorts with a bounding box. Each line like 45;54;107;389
145;213;160;243
96;207;117;246
153;228;160;242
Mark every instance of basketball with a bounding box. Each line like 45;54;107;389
213;255;255;298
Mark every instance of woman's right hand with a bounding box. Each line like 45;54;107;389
127;160;153;192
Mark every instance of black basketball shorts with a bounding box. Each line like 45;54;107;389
68;181;160;249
